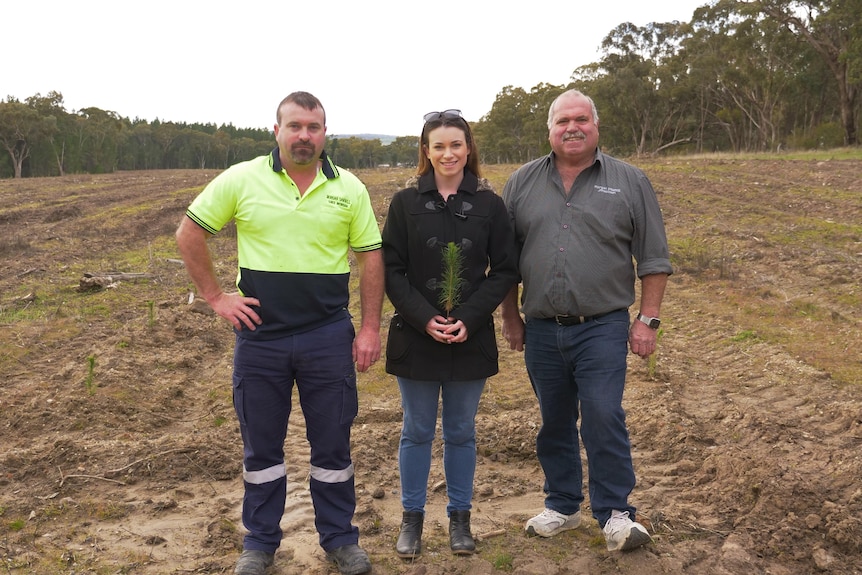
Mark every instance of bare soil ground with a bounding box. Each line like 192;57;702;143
1;157;860;575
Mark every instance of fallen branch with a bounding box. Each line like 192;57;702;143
78;272;155;291
14;292;36;303
651;137;697;156
57;447;196;487
59;471;126;488
104;447;195;477
476;528;506;541
83;272;155;280
182;452;219;495
17;267;43;278
675;520;729;538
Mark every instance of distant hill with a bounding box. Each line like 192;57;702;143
331;133;397;145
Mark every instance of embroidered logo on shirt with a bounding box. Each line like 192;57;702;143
326;194;351;208
594;185;620;195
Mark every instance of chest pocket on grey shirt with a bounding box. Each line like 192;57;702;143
574;190;630;243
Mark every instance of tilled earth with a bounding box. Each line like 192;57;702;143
0;158;860;574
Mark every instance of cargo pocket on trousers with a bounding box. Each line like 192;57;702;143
232;374;247;427
341;371;359;425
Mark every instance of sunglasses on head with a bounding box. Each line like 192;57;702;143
423;109;462;122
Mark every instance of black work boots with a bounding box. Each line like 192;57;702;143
396;509;476;557
448;510;476;555
395;511;424;558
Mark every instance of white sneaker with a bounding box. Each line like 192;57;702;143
602;510;652;551
525;508;581;537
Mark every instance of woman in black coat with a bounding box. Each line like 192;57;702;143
382;109;518;558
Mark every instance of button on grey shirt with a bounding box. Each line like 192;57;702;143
502;150;672;319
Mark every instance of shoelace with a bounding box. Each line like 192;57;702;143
605;511;631;531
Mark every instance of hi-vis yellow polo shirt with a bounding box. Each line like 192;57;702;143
185;148;382;339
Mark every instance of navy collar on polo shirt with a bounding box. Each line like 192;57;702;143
270;147;338;179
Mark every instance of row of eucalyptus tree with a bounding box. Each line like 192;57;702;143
2;0;858;178
0;91;421;178
475;0;860;161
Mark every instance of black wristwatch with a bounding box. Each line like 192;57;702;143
636;313;661;330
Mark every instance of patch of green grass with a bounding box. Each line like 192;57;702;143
0;302;51;323
731;330;760;343
835;292;861;308
41;503;67;518
790;300;819;318
674;148;862;161
491;551;514;570
670;237;734;277
114;236;182;269
84;500;129;521
768;222;861;250
670;237;709;271
588;534;606;549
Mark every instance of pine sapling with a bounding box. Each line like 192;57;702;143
438;241;466;318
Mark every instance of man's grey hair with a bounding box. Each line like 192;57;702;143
547;89;599;129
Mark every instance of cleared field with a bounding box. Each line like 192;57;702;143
0;154;860;574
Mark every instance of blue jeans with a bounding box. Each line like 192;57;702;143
397;377;486;515
524;310;636;527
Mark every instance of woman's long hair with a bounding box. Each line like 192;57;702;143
416;114;481;177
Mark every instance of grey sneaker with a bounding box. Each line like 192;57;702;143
325;543;372;575
234;549;274;575
602;510;652;551
525;508;582;537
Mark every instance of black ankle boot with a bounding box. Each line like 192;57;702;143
396;510;424;558
449;510;475;555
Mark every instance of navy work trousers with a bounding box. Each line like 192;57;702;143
232;316;360;553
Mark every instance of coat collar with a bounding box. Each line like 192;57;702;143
407;169;492;195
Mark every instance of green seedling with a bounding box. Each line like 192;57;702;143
438;241;465;317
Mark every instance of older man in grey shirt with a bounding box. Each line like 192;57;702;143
500;89;672;552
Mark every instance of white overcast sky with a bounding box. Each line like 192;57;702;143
5;0;708;137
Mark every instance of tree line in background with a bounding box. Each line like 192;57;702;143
1;0;859;179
